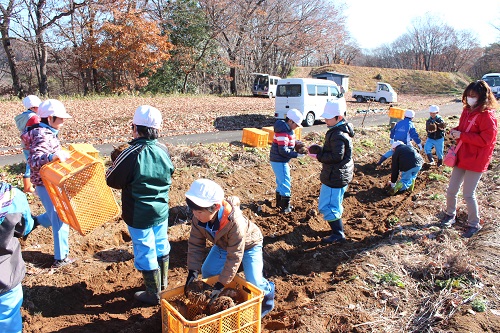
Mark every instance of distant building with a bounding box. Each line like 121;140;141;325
312;71;350;93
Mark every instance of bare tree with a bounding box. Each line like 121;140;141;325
0;0;25;97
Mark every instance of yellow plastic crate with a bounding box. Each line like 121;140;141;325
262;126;302;144
69;143;100;159
39;149;121;236
241;128;268;148
161;274;263;333
388;107;405;120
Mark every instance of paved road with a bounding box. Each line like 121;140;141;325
0;102;462;167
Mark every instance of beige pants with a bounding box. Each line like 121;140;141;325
445;167;483;228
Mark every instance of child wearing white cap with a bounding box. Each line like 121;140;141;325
25;99;74;268
269;108;304;213
377;109;422;166
184;179;275;317
424;105;446;166
386;140;424;195
311;100;354;244
106;105;175;305
14;95;42;193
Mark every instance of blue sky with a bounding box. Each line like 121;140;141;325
344;0;500;49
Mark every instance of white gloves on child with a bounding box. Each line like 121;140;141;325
54;150;70;162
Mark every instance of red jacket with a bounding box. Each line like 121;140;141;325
454;107;497;172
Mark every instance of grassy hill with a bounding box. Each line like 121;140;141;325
290;64;471;95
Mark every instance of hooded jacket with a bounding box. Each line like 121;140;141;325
187;196;263;286
317;120;355;188
27;124;62;187
269;119;299;163
426;114;446;140
453;107;497;172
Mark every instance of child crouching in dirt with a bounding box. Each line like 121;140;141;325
309;100;354;244
0;182;38;333
387;141;423;195
184;179;275;317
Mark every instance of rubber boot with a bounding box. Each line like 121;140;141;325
322;219;346;244
261;281;275;317
426;153;435;165
134;269;161;305
23;177;35;193
280;196;292;213
437;158;443;167
376;156;387;166
157;255;169;291
275;192;281;208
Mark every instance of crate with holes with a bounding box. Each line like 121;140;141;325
39;148;121;236
161;274;263;333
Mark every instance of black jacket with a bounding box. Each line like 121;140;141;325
426;115;446;140
317;121;354;188
391;145;424;183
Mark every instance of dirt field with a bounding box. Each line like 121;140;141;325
2;95;499;332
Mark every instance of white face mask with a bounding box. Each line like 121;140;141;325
467;97;478;107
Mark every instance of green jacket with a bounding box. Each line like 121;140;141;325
106;138;175;229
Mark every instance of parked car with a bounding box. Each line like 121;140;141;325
251;73;280;98
274;78;346;127
482;73;500;99
352;82;397;103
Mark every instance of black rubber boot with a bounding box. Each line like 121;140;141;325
275;192;281;208
426;153;435;164
134;269;161;305
157;255;169;290
322;219;346;244
280;196;292;213
376;156;387;166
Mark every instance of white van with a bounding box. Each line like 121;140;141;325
274;78;346;127
482;73;500;99
251;73;281;98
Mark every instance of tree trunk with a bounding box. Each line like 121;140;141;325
1;33;24;97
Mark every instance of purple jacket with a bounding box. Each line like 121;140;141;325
27;124;62;186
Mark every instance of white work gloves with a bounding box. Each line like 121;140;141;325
417;144;423;151
54;150;70;162
297;154;306;158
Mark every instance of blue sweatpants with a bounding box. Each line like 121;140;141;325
318;184;347;221
399;165;422;190
0;284;23;333
128;222;170;271
270;161;291;197
424;137;444;159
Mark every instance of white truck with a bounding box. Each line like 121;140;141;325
352;82;397;103
482;73;500;99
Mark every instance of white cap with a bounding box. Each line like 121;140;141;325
38;99;72;118
133;105;162;129
322;100;346;119
185;179;224;207
392;140;404;149
286;109;303;127
404;109;415;118
429;105;439;113
22;95;42;109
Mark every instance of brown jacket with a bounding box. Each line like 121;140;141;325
187;196;263;286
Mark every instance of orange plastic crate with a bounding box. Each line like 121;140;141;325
262;126;302;144
39;149;121;236
388;107;405;120
69;143;100;159
161;274;263;333
241;128;269;148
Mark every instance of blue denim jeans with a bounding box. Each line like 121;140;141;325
400;165;422;190
0;283;23;333
424;137;444;159
318;184;347;221
270;161;291;196
36;185;70;260
128;222;170;271
201;244;274;315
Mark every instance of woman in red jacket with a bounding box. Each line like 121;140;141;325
440;80;498;238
